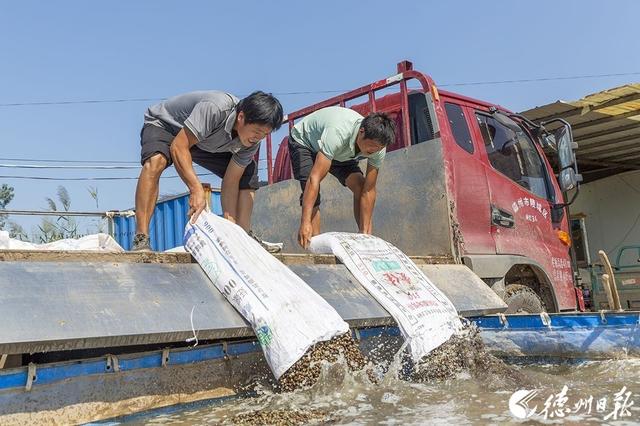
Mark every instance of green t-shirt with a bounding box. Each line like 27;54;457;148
290;106;385;169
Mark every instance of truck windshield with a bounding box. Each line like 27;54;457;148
476;113;550;200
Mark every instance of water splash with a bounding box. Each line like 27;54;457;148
120;333;640;425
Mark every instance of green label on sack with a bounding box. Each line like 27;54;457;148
256;325;273;347
372;260;401;272
201;258;221;281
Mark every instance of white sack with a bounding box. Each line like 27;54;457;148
0;231;123;252
184;211;349;379
310;232;462;362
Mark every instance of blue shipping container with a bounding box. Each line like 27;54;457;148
114;189;222;251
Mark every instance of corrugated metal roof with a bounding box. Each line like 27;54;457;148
521;84;640;182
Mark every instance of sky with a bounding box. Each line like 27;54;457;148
1;0;639;236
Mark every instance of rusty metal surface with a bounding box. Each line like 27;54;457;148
253;140;454;256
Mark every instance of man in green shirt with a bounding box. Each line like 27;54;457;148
288;106;396;248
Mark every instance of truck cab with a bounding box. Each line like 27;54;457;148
254;60;582;313
438;90;578;312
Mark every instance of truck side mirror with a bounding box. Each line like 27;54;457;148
555;125;583;193
559;168;580;192
557;126;576;170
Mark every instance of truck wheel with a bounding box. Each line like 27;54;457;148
503;284;545;314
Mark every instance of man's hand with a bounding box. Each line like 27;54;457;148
188;187;206;223
298;220;313;249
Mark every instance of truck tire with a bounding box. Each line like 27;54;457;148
503;284;545;314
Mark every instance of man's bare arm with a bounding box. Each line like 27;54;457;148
359;165;379;234
170;128;205;222
299;153;331;248
221;160;245;224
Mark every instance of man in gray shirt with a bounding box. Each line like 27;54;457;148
133;90;283;251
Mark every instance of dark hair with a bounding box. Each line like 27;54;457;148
236;91;284;131
360;112;396;146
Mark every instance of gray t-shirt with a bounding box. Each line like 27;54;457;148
144;91;258;167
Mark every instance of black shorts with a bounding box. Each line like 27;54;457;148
140;124;259;190
288;135;362;207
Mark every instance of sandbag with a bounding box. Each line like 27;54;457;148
184;211;349;379
310;232;462;362
0;231;123;252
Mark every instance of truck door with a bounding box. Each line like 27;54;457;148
440;100;494;254
472;112;576;309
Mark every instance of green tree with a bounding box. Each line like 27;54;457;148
0;184;15;230
37;185;79;243
88;186;99;209
8;221;27;240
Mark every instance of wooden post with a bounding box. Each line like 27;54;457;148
599;250;623;311
601;274;616;310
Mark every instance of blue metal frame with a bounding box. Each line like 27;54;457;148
471;312;640;329
0;327;400;392
3;313;638;392
0;340;253;391
472;311;640;360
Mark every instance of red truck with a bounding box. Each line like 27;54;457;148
252;60;583;313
